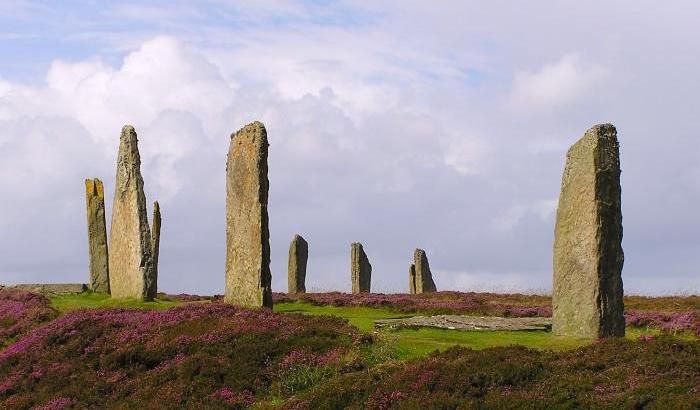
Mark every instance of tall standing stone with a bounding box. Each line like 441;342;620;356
148;201;161;300
351;243;371;293
408;264;417;294
412;249;437;294
288;234;308;294
553;123;625;338
108;125;154;300
85;178;110;293
225;121;272;308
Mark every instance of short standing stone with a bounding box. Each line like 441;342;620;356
288;234;308;293
351;242;371;293
225;121;272;308
553;123;625;338
148;201;161;300
413;249;437;293
85;178;110;293
409;264;417;294
108;125;155;300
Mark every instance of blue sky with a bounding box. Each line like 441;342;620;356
1;1;699;295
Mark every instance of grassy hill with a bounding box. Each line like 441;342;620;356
0;289;697;409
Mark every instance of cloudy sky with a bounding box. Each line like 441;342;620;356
1;1;699;295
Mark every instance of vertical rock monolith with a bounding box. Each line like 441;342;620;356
148;201;161;300
108;125;154;300
412;249;437;294
288;234;308;293
351;242;371;293
553;123;625;338
409;264;417;294
85;178;110;293
225;121;272;308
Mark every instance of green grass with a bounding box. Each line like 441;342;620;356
50;292;183;312
47;296;689;361
274;302;414;332
274;302;673;359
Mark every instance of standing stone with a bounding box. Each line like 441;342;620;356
351;243;371;293
85;178;110;293
225;121;272;308
288;234;308;293
553;124;625;338
148;201;161;300
108;125;154;300
412;249;437;294
409;264;417;294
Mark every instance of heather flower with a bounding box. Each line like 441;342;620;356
368;390;405;410
210;388;255;406
411;370;437;389
32;397;72;410
30;367;45;379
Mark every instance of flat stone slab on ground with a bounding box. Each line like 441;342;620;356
6;284;87;295
374;315;552;332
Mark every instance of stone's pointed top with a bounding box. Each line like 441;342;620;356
153;200;160;213
231;121;267;143
85;178;104;198
293;234;307;244
582;123;617;143
243;121;265;132
590;123;616;132
121;124;136;135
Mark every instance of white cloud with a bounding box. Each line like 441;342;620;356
508;53;609;111
491;199;557;232
1;3;699;295
443;136;490;176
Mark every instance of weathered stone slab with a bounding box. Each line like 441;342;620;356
288;234;308;293
409;264;416;294
10;283;87;295
351;242;371;293
412;248;437;294
375;315;552;332
108;125;155;300
148;201;161;300
85;178;110;293
553;123;625;338
225;121;272;308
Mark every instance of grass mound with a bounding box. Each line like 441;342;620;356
0;302;382;409
0;290;58;348
293;336;700;409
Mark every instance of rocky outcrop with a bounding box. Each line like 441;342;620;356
411;249;437;294
375;315;552;332
553;123;625;338
85;178;110;293
108;125;155;300
225;122;272;308
288;234;308;293
351;243;371;293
